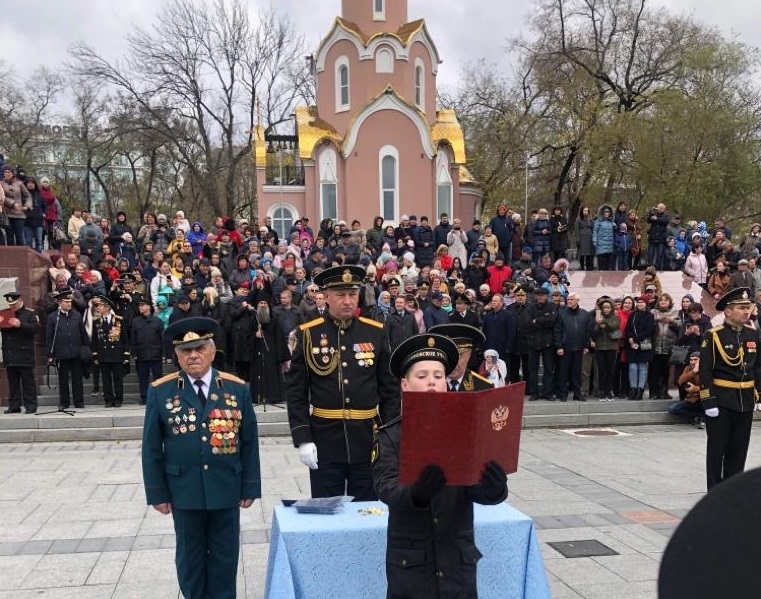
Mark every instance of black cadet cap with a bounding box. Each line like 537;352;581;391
389;333;459;379
428;323;486;351
313;265;365;290
54;289;73;301
715;287;752;311
119;274;137;284
4;292;21;303
659;467;761;599
165;317;220;349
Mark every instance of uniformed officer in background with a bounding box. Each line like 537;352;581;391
110;273;143;335
286;265;401;500
142;317;260;599
700;287;761;489
91;295;130;408
428;323;494;392
1;292;41;414
373;333;507;599
46;289;88;411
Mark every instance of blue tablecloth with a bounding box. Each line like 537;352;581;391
264;501;551;599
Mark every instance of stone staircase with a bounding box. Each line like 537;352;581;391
1;364;729;442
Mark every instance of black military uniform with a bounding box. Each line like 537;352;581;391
428;323;494;392
508;289;532;385
373;334;508;599
91;296;130;407
45;289;89;410
699;287;761;489
110;274;143;335
1;292;40;414
286;265;401;500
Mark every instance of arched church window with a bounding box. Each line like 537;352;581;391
379;145;399;222
319;147;338;220
376;47;394;74
436;150;453;217
414;59;425;108
269;205;297;241
336;57;350;112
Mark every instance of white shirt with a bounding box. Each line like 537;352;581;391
188;370;214;397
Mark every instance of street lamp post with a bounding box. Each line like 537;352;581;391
524;150;529;225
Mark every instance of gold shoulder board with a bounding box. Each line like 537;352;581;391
151;373;180;388
299;317;325;331
219;372;246;385
358;317;383;329
708;325;724;333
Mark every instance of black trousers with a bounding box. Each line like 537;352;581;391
613;358;630;397
557;349;583;399
137;360;163;402
705;408;754;490
100;362;124;406
309;461;377;501
58;358;84;407
508;353;529;385
595;350;617;396
578;255;595;271
597;253;613;270
648;353;671;396
6;366;37;411
527;347;554;397
172;507;240;599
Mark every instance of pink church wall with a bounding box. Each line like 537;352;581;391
341;0;408;37
342;110;434;225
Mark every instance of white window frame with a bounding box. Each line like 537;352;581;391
319;147;339;221
267;203;299;241
379;145;399;223
414;58;425;109
435;150;453;217
335;56;350;113
373;0;385;21
376;47;394;74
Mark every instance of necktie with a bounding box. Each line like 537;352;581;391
194;380;207;408
449;380;459;392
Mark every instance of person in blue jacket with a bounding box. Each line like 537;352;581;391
142;317;260;599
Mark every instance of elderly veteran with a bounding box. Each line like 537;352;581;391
141;317;260;599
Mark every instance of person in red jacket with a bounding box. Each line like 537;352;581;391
487;253;512;294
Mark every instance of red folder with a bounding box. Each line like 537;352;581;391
399;383;525;486
0;309;15;329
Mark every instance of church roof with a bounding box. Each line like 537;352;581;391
333;17;427;49
431;109;466;164
459;165;476;185
294;106;342;160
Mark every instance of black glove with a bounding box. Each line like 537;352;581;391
411;464;446;507
479;461;507;500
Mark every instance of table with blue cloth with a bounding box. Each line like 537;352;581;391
264;501;551;599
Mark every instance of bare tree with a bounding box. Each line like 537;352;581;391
69;0;306;217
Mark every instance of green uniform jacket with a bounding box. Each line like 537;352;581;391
142;369;261;510
699;323;761;412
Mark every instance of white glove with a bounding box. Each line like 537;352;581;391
755;403;761;412
704;407;719;418
299;442;319;470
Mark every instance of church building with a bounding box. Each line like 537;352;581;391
254;0;481;238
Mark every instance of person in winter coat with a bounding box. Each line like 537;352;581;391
486;254;512;295
488;204;514;258
646;203;670;270
446;218;468;266
575;205;595;270
481;225;499;261
23;178;45;252
186;221;205;256
707;258;731;300
108;212;133;253
116;233;139;270
413;216;435;267
624;296;656;400
529;208;552;265
649;293;680;399
553;292;594;401
614;223;633;270
592;298;621;399
549;206;569;260
433;213;452;248
683;245;709;288
592;205;616;270
625;209;643;269
2;164;32;246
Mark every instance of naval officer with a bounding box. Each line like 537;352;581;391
428;323;494;392
699;287;761;489
286;265;401;500
142;317;260;599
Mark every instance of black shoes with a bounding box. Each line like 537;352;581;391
3;408;21;414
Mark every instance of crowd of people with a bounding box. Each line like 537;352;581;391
6;158;761;415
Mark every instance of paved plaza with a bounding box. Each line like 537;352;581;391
1;423;759;599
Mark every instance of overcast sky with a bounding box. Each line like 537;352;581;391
3;0;760;115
